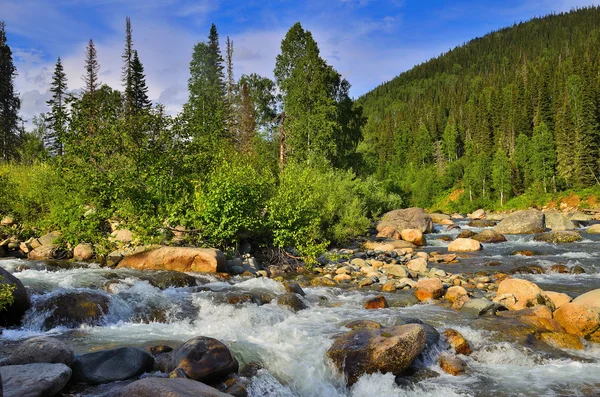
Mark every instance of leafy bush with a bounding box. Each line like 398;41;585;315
0;277;15;312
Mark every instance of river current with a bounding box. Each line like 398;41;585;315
1;219;599;396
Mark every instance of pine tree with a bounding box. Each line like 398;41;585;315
83;39;100;95
530;122;556;192
237;82;255;153
45;57;68;156
131;50;150;111
0;21;20;162
492;147;511;205
442;118;458;161
122;16;134;113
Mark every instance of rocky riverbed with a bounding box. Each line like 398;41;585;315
1;208;600;396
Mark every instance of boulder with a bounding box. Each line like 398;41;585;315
282;281;305;296
364;295;388;310
494;209;546;234
0;266;30;327
36;231;61;247
362;240;416;251
447;238;482;252
543;291;572;309
71;347;154;385
553;303;600;342
73;243;94;261
586;224;600;234
376;226;401;240
119;378;232;397
430;213;451;224
415;278;444;301
161;337;239;383
138;271;198;290
572;289;600;310
381;282;397;292
406;257;427;273
467;220;496;228
310;277;337;287
469;209;486;220
277;293;309;312
534;230;582;244
460;298;500;316
0;363;71;397
400;229;425;247
326;324;426;385
383;264;407;278
445;286;468;303
442;329;471;355
439;353;467;376
117;247;226;273
494;278;552;311
34;291;110;330
377;208;433;234
538;332;584;350
110;229;133;244
345;320;383;330
544;212;577;231
472;230;506;243
457;230;476;239
0;337;73;367
28;245;57;260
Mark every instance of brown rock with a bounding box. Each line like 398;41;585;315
472;229;507;243
445;286;468;303
400;229;425;246
447;238;482;252
377;208;434;234
345;320;382;330
494;278;551;311
74;243;94;261
110;229;133;244
470;209;486;220
407;257;428;273
381;282;397;292
415;278;444;302
119;378;232;397
439;353;467;376
544;291;572;309
333;274;352;283
554;303;600;342
326;324;427;385
377;226;401;240
457;230;476;239
538;332;584;350
364;295;389;309
28;245;57;260
117;247;226;273
572;289;600;310
443;329;471;355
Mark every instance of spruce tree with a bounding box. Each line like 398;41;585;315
83;39;100;95
0;21;20;162
131;50;150;111
46;57;68;156
492;147;511;205
122;16;134;113
530;122;556;192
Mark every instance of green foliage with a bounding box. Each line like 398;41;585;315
0;276;15;312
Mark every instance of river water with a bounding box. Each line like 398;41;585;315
1;219;600;396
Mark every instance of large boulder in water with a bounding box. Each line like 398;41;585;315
119;378;232;397
572;289;600;310
326;324;426;385
0;266;30;327
34;291;110;330
71;347;154;385
0;363;72;397
586;224;600;234
447;238;481;252
553;302;600;342
494;278;553;311
160;336;239;383
494;209;546;234
377;208;433;234
534;230;582;244
472;229;506;243
544;211;577;231
117;247;226;273
0;337;74;367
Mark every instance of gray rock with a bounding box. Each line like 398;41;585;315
387;291;420;307
534;230;582;244
0;363;71;397
138;271;197;289
460;298;501;316
119;378;232;397
377;208;434;234
494;209;546;234
282;281;305;296
0;337;73;367
277;293;309;312
0;266;30;327
71;347;154;385
544;211;577;231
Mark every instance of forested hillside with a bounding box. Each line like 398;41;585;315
358;6;600;211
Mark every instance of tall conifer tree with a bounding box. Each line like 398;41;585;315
122;17;134;113
0;21;20;161
131;50;150;111
46;57;68;156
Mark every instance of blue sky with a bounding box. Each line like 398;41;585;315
2;0;599;125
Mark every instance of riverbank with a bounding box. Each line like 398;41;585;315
1;207;600;396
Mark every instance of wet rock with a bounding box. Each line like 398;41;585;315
139;271;198;289
0;266;30;326
0;337;74;367
277;293;309;312
0;363;72;397
394;319;440;351
467;220;496;228
550;264;569;274
388;291;420;308
494;209;546;234
460;298;501;316
381;281;397;292
447;238;482;252
310;277;337;287
345;320;382;330
34;291;110;330
377;208;433;234
364;295;389;309
400;229;425;246
457;230;476;239
494;278;553;311
544;211;577;231
538;332;584;350
147;345;173;355
472;229;507;243
554;303;600;342
162;337;239;383
534;230;582;244
326;324;427;385
394;367;439;387
282;281;305;296
119;378;232;397
443;329;471;355
71;347;154;385
571;265;586;274
510;265;545;275
544;291;572;309
415;278;444;302
222;374;251;397
586;224;600;234
445;286;468;303
117;247;226;273
439;353;467;376
513;250;536;256
73;243;94;261
499;307;564;332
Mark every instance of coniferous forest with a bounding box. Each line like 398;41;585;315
1;7;600;261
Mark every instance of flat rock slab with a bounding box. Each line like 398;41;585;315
71;347;154;385
118;378;233;397
0;363;72;397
